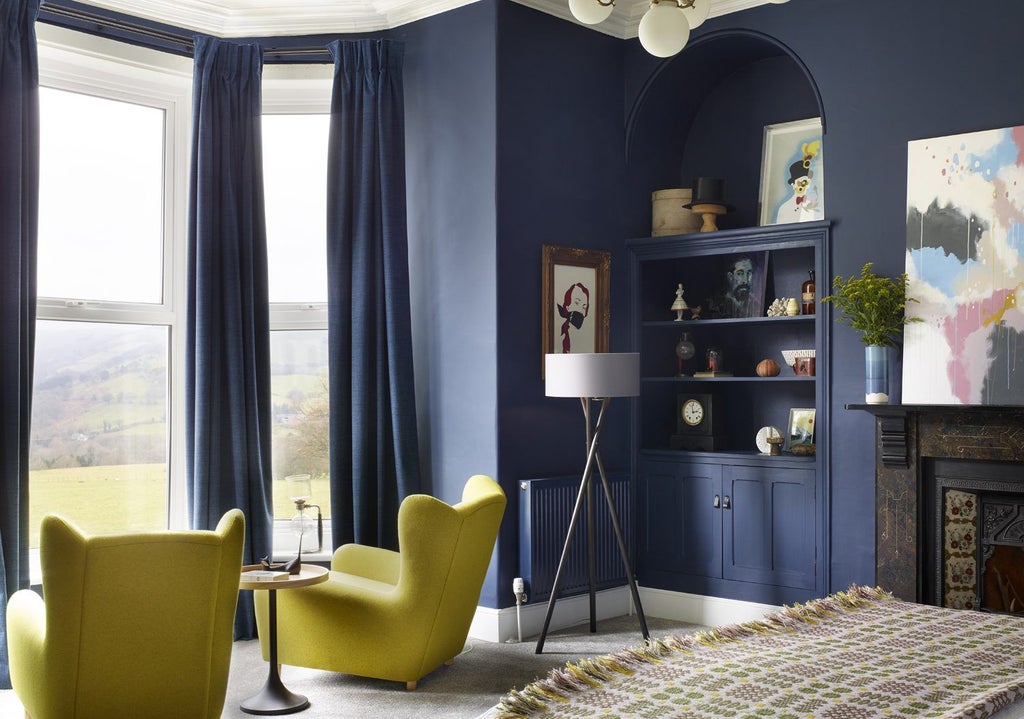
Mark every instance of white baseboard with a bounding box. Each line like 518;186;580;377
468;586;633;644
467;585;780;644
637;586;779;626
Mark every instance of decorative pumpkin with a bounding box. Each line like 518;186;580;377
756;358;781;377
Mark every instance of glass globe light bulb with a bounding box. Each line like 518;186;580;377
638;1;691;58
682;0;710;29
568;0;614;25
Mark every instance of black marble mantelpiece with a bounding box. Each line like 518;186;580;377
849;403;1024;603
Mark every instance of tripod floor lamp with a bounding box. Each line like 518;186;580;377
536;352;650;654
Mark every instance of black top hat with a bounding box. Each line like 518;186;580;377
683;177;734;211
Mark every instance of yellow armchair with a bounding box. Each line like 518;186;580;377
6;510;245;719
257;474;506;689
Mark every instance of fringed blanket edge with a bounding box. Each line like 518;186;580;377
494;584;894;719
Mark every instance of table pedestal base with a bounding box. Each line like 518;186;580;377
241;586;310;715
240;675;309;716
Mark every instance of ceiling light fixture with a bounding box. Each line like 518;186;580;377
638;0;692;57
568;0;615;24
568;0;788;59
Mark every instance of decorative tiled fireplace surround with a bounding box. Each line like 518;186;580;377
862;405;1024;611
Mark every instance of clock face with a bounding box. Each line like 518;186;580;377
681;398;705;426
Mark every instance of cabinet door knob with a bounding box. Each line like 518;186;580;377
723;494;731;510
713;494;721;509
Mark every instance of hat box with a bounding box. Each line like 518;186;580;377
651;188;702;236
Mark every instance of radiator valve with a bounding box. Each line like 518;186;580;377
512;577;527;603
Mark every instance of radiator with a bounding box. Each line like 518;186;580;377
518;474;631;603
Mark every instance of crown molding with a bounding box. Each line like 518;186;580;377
68;0;779;39
70;0;482;37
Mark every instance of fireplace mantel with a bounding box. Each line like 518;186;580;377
849;404;1024;468
851;403;1024;603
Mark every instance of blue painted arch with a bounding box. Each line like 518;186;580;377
626;29;825;162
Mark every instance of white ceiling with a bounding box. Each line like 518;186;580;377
70;0;781;40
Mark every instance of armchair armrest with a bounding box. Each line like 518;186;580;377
332;543;401;585
7;589;50;716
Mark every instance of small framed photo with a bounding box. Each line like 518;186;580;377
706;251;769;319
541;245;610;375
758;117;824;226
785;408;816;450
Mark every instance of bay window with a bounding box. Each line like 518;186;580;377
30;49;187;572
30;29;335;575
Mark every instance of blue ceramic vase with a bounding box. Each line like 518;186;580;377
865;344;889;404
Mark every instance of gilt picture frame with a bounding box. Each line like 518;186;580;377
541;245;610;375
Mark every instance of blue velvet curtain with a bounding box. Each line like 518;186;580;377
0;0;39;689
327;39;420;551
186;35;272;639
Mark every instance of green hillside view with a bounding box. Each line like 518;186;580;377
28;464;332;547
30;321;167;470
29;322;331;543
29;464;165;546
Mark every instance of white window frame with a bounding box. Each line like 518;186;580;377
36;25;192;532
262;65;334;558
34;28;336;559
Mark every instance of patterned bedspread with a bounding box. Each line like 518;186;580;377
496;586;1024;719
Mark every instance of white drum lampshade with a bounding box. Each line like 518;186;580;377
545;352;640;398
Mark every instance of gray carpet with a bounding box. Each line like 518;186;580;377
221;615;699;719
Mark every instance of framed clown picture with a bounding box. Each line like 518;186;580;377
758;117;824;226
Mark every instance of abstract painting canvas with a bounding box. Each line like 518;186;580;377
904;126;1024;404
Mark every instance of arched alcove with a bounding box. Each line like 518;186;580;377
625;30;824;234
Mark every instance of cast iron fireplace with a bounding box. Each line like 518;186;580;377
921;458;1024;612
862;404;1024;615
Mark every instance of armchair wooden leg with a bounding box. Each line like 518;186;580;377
406;681;417;691
444;658;455;666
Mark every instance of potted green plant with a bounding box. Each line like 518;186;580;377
820;262;921;403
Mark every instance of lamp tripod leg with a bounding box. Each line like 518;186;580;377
585;397;597;634
535;397;648;652
594;448;649;641
534;452;597;653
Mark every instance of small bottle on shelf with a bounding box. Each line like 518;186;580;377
801;270;816;315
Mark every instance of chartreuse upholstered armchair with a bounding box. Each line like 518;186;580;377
256;474;506;690
6;509;245;719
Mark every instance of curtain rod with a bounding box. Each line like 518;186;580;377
37;1;334;63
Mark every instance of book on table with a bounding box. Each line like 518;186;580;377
242;570;290;582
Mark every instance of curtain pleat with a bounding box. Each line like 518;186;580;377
0;0;39;689
186;35;272;639
326;39;421;550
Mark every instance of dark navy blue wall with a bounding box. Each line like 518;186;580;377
399;0;1024;609
622;0;1024;593
399;5;499;514
491;2;629;608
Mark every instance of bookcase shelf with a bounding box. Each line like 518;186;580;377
627;221;831;606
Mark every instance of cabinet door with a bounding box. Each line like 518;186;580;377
638;460;722;579
722;465;815;589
